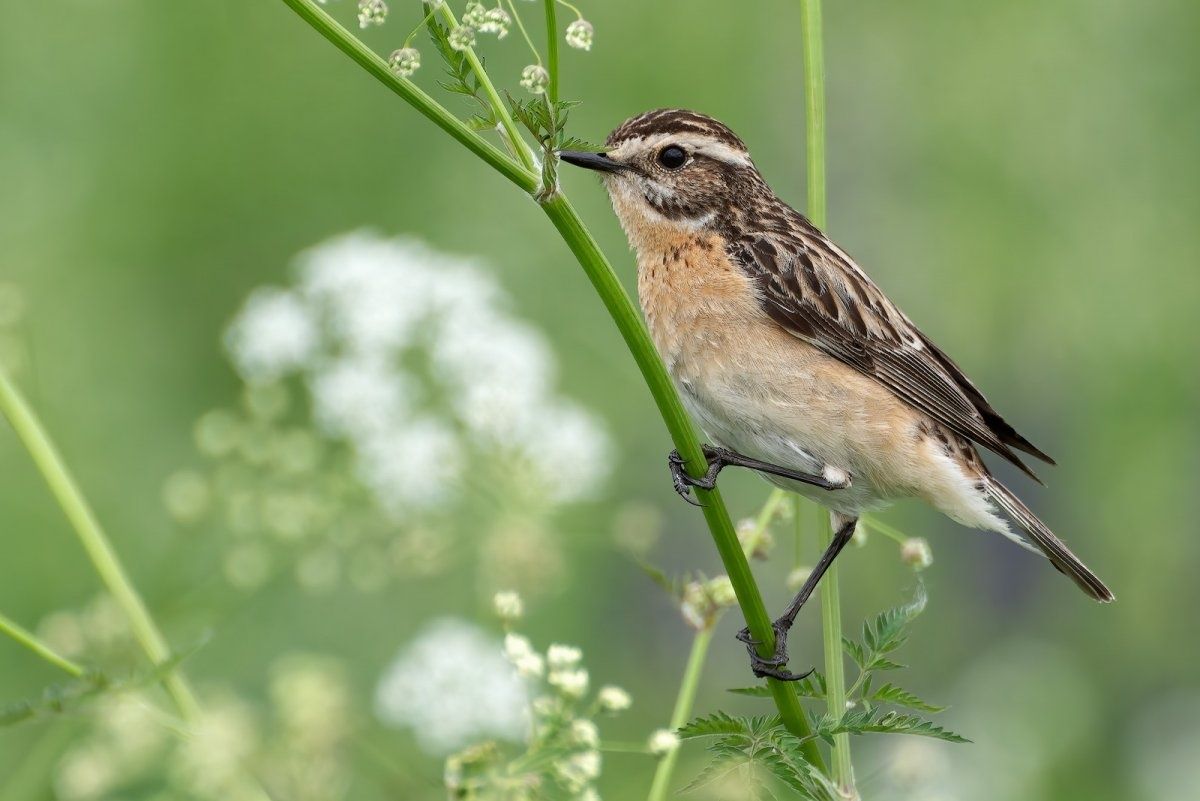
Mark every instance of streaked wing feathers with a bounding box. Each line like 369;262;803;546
728;218;1052;482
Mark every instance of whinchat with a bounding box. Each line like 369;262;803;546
560;109;1112;681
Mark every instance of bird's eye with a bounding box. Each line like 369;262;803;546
657;145;687;170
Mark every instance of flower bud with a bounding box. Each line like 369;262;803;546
357;0;387;29
597;685;631;713
449;25;477;52
900;538;933;571
565;19;594;50
647;729;680;756
520;64;549;94
492;590;523;622
387;47;421;78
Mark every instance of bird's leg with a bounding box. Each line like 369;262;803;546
668;445;850;505
736;516;858;681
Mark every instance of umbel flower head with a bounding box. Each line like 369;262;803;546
387;47;420;77
521;64;549;94
565;18;594;50
357;0;387;29
478;7;511;38
449;24;476;51
462;1;488;28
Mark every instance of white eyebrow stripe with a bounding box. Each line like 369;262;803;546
610;132;753;168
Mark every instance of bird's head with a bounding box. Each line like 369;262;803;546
559;109;765;242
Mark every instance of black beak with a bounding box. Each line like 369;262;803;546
558;150;625;174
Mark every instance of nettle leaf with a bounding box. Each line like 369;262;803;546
727;672;827;702
822;708;968;743
678;711;752;739
862;583;926;657
869;682;945;713
681;756;745;794
557;136;604;152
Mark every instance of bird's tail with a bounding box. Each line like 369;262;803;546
986;479;1115;602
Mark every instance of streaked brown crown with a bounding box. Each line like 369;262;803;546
606;109;748;152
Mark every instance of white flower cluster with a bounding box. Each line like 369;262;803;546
224;231;612;514
54;653;354;801
422;593;631;799
387;46;420;77
357;0;388;29
177;231;612;593
375;618;530;754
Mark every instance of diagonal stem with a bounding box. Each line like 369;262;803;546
276;0;827;775
0;365;200;722
0;610;88;679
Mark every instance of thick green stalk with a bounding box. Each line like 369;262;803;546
646;626;713;801
280;0;537;192
277;0;825;774
799;0;854;792
0;366;200;721
543;0;560;104
0;610;87;678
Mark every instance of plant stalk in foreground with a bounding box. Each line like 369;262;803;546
0;365;200;722
277;0;826;771
646;626;714;801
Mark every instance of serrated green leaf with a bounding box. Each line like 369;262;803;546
823;708;967;743
727;685;774;698
869;682;945;713
678;711;752;739
681;756;745;793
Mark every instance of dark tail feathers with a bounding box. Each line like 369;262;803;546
986;479;1115;602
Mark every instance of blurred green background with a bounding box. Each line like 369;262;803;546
2;0;1198;799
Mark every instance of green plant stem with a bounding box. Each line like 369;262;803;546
801;0;827;229
537;195;825;772
646;626;714;801
799;0;854;793
0;366;201;722
434;3;538;173
543;0;559;103
277;0;826;775
281;0;537;193
741;488;787;557
861;515;912;546
0;610;87;678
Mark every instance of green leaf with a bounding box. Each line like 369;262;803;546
678;711;752;739
727;673;826;701
681;756;745;793
557;136;604;152
869;682;946;713
727;685;773;698
822;708;968;743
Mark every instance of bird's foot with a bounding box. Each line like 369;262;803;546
735;621;812;682
668;445;850;505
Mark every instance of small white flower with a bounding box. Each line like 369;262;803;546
387;47;420;77
786;565;813;591
557;750;601;790
706;575;737;608
461;1;487;27
504;632;534;661
577;789;601;801
547;643;582;670
514;651;545;678
901;537;933;570
648;729;680;756
549;668;589;698
357;0;388;28
520;64;550;94
448;24;476;51
597;686;631;713
162;470;211;524
492;590;524;622
478;7;511;38
565;19;594;50
571;719;600;748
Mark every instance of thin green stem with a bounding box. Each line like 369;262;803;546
279;0;537;192
861;515;912;546
793;495;805;567
0;610;87;678
543;0;559;103
0;366;201;722
435;3;538;173
817;514;854;795
506;0;542;65
646;625;715;801
277;1;827;776
801;0;827;229
741;488;787;557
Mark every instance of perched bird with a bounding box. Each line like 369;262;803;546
559;109;1113;680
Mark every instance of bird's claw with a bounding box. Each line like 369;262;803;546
668;449;716;506
736;622;812;681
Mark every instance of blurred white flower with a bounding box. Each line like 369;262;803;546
570;719;599;748
647;729;680;756
493;590;524;622
901;537;933;570
462;2;487;28
548;668;589;699
224;288;318;381
596;686;631;713
375;619;530;754
449;24;476;51
547;644;582;670
478;7;511;38
169;693;259;798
